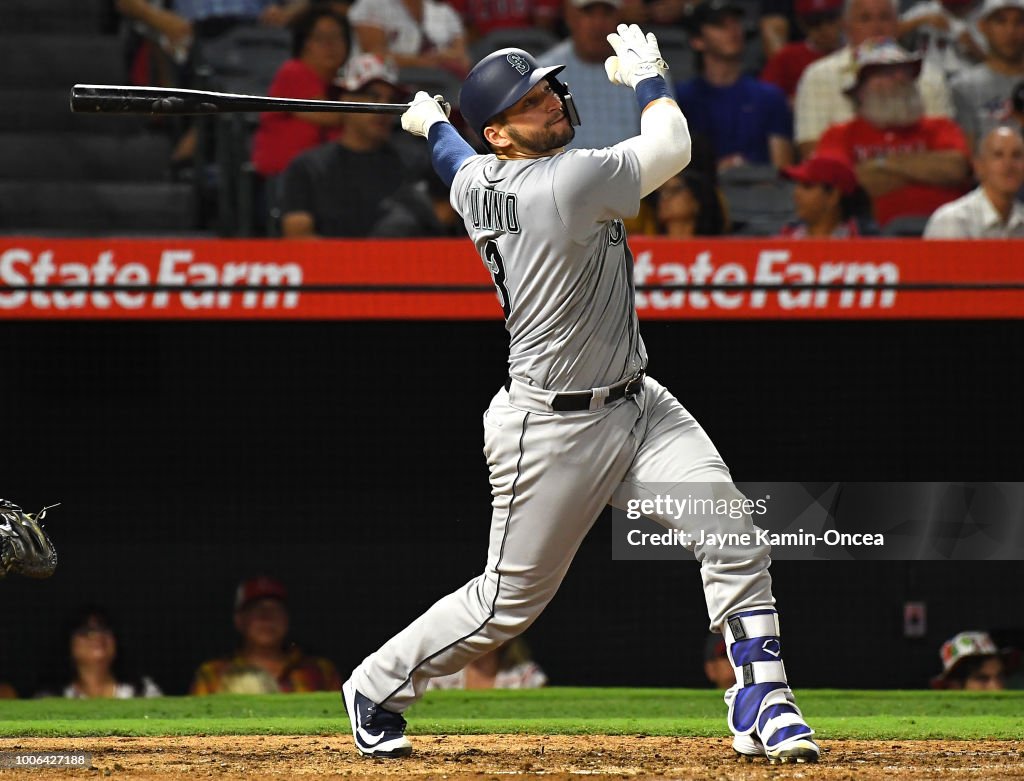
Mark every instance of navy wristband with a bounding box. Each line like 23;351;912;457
427;122;475;188
635;75;672;111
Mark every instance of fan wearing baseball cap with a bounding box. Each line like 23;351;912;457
897;0;986;80
814;39;971;227
676;0;795;171
536;0;643;150
931;631;1010;690
779;155;875;237
762;0;845;103
793;0;954;158
278;53;430;238
190;576;342;695
950;0;1024;149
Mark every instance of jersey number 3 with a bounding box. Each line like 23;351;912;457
483;240;511;320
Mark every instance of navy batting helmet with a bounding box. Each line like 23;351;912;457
459;48;581;144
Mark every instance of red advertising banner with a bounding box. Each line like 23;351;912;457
0;237;1021;320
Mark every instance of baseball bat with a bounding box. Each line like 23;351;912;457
70;84;415;116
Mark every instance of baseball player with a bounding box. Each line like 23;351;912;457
341;25;819;765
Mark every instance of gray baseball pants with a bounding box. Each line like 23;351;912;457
351;375;773;711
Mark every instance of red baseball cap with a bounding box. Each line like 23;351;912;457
782;156;858;195
234;576;287;611
795;0;842;15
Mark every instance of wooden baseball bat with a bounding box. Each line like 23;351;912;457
70;84;417;116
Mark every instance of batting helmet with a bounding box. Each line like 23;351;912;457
459;48;581;144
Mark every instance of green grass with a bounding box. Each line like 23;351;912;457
0;688;1021;740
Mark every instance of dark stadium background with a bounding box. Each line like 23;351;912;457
3;318;1022;697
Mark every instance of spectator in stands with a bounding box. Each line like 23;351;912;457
116;0;312;67
815;39;970;228
116;0;314;166
279;54;429;237
931;631;1008;690
371;177;468;237
348;0;471;75
898;0;986;80
677;0;794;171
191;576;342;694
649;170;729;236
1011;79;1024;127
251;5;352;179
924;125;1024;235
779;155;876;236
538;0;641;150
617;0;693;26
794;0;953;158
451;0;561;40
761;0;802;61
427;637;547;689
950;0;1024;151
36;605;162;699
762;0;844;104
704;633;734;689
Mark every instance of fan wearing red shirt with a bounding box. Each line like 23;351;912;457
450;0;561;38
815;39;970;227
761;0;844;103
251;6;351;177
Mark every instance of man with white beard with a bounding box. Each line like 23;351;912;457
814;39;971;229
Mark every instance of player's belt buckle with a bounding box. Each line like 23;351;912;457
624;370;645;396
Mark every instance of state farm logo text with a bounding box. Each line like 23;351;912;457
634;249;899;309
0;248;301;309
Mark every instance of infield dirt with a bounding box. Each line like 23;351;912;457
2;735;1023;780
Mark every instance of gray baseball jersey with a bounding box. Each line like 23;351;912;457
451;148;648;392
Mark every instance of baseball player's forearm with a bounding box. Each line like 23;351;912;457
617;78;692;197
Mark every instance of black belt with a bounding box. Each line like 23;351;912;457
505;370;646;411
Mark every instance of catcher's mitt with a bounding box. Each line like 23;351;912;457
0;498;58;579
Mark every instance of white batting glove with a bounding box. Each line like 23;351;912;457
604;24;669;89
401;91;452;138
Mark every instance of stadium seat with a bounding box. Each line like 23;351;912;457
647;26;695;85
2;0;110;34
194;25;292;90
0;133;172;181
880;215;931;237
0;181;198;234
398;66;463;107
0;89;147;134
718;164;782;186
720;165;795;236
469;29;560;64
731;0;763;36
0;34;124;89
